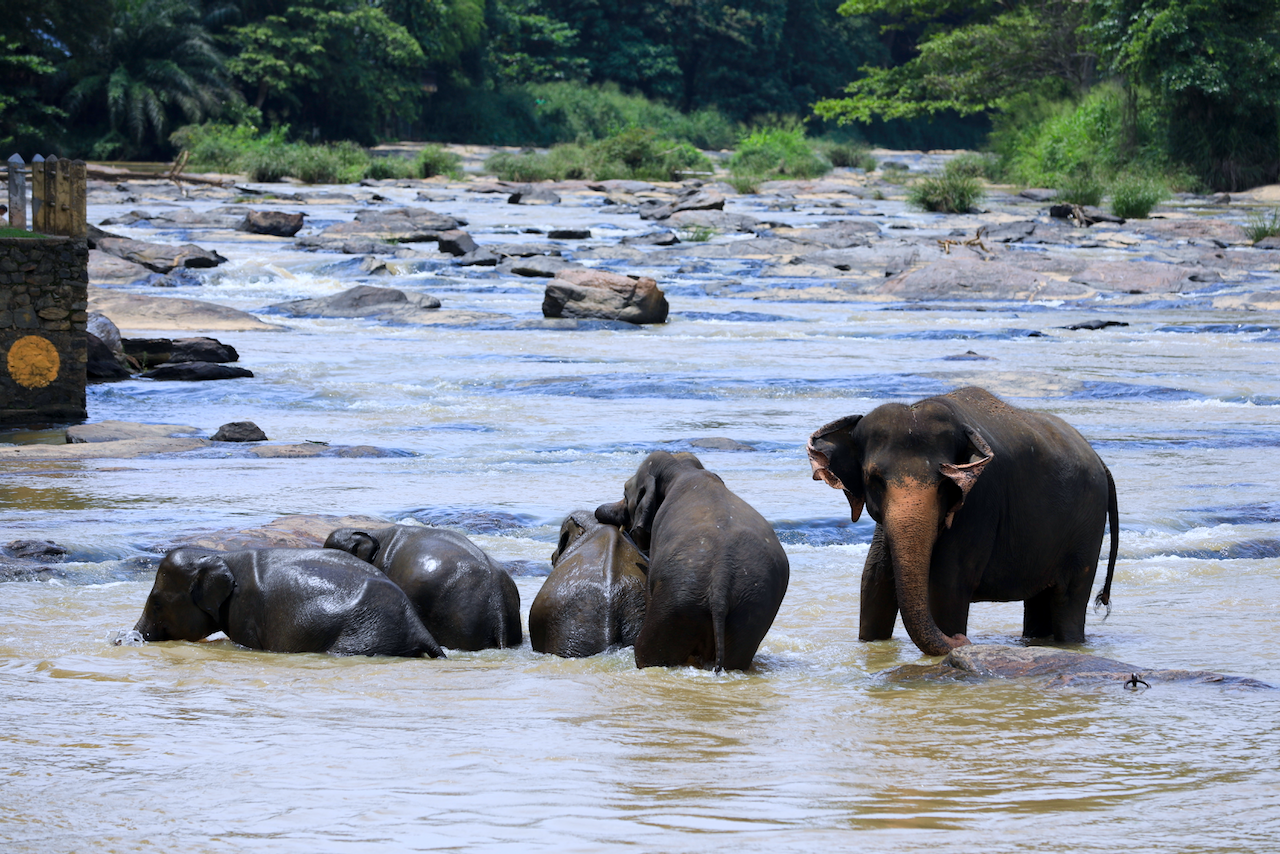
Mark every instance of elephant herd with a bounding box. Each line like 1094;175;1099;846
134;387;1120;668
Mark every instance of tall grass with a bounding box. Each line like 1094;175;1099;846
907;173;985;213
484;127;712;183
1109;175;1165;219
729;122;830;180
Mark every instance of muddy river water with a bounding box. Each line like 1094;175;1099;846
3;165;1279;851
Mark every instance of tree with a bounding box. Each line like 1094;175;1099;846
814;0;1094;124
63;0;237;157
1090;0;1280;190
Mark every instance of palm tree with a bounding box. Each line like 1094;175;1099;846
64;0;238;156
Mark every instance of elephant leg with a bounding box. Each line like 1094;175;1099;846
1022;587;1055;639
859;525;897;641
1050;563;1097;644
928;573;971;640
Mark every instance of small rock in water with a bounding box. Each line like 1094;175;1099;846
1064;319;1129;331
212;421;268;442
111;629;145;646
4;540;67;562
943;350;994;361
687;437;756;451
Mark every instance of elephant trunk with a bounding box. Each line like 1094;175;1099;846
884;483;970;657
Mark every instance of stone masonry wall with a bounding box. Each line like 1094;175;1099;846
0;237;88;424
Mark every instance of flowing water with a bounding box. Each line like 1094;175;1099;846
2;175;1279;851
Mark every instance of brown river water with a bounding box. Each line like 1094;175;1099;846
2;166;1279;851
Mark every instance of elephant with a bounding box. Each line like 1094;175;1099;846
133;547;445;658
528;509;648;657
595;451;790;671
806;386;1119;657
323;525;522;651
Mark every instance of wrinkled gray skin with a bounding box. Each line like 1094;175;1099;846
807;386;1119;657
134;547;445;658
528;510;648;657
595;451;790;671
323;525;521;651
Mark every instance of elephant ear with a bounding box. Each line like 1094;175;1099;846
808;415;865;522
631;473;661;534
347;531;380;563
939;426;995;528
190;554;235;620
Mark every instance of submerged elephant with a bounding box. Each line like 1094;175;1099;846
807;386;1119;657
133;547;445;658
596;451;790;671
529;510;648;657
323;525;522;651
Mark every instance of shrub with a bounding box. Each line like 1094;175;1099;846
1109;175;1165;219
823;141;877;171
527;82;736;150
484;128;712;183
414;145;463;179
364;155;419;180
945;152;999;180
729;122;830;180
1245;208;1280;243
1055;172;1104;207
907;173;985;213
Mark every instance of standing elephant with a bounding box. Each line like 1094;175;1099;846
133;547;445;658
595;451;790;671
807;386;1119;656
529;510;648;657
324;525;521;651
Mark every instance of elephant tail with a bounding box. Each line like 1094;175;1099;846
711;603;728;674
1094;464;1120;618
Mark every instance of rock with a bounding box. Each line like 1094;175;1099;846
1064;319;1130;331
435;229;478;256
795;245;923;276
122;336;239;365
1047;204;1125;225
543;269;669;324
774;221;880;247
4;539;67;561
67;420;200;443
883;644;1274;690
622;231;680;246
87;312;126;364
664;209;763;233
312;207;464;244
88;249;151;284
140;362;254;381
456;247;501;266
508;185;561;205
1019;188;1058;202
238;210;305;237
0;437;211;459
880;259;1093;300
640;187;726;221
269;285;442;321
89;288;280;332
165;514;394;552
87;332;131;380
94;236;228;273
587;180;656;194
147;207;253;229
1253;235;1280;250
686;437;755;451
942;350;995;361
1211;193;1231;204
212;421;268;442
1137;218;1249;244
548;228;591;240
1068;261;1199;294
982;221;1039;242
499;255;581;277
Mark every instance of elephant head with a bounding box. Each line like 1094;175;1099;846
323;529;382;563
595;451;707;553
134;548;236;642
807;401;993;656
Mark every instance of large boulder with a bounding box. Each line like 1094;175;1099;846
543;269;669;324
640;187;726;221
93;236;228;273
269;285;442;321
88;249;151;284
89;288;280;332
312;207;464;244
140;362;254;381
86;333;131;380
238;210;305;237
123;336;239;365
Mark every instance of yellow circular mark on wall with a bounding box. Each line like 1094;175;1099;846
7;335;61;389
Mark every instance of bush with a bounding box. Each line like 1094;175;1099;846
907;173;985;213
414;145;463;179
1245;208;1280;243
363;155;420;180
1055;172;1104;207
527;82;736;150
945;152;999;180
822;140;877;171
729;122;830;180
1109;175;1165;219
484;127;712;183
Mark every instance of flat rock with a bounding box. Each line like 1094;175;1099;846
164;514;394;551
686;437;755;451
94;236;228;273
879;259;1092;300
1019;188;1057;202
548;228;591;240
238;210;305;237
499;255;582;277
543;269;668;324
0;437;212;460
883;644;1273;690
508;186;561;205
67;420;200;444
314;207;464;244
664;210;762;233
140;362;254;381
90;288;281;332
1136;218;1249;244
1068;261;1198;293
248;444;407;458
269;285;441;320
88;249;151;284
641;188;725;220
772;221;879;247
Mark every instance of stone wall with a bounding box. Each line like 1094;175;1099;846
0;237;88;424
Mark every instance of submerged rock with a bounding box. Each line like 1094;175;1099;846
165;513;395;551
140;362;254;381
883;644;1274;690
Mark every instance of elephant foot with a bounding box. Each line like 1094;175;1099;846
948;633;971;649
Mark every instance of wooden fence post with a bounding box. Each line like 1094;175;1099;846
6;154;26;230
30;154;46;232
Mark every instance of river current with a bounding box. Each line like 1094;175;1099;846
2;167;1279;851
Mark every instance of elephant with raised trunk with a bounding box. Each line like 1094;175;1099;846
528;510;648;658
807;386;1119;657
596;451;789;671
134;547;445;658
324;525;521;652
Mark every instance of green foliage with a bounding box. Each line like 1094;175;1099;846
1244;208;1280;243
484;126;712;182
821;140;877;171
170;122;288;172
415;145;464;179
729;123;830;180
527;82;737;149
907;173;985;213
676;225;717;242
1054;173;1104;207
1109;175;1164;218
944;152;999;180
